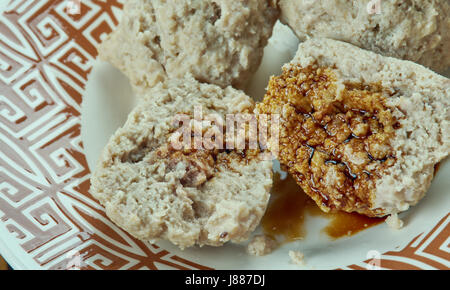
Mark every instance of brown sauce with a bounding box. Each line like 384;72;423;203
262;173;385;242
434;162;441;177
308;205;385;239
261;173;310;242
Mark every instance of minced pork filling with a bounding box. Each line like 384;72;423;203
257;64;401;217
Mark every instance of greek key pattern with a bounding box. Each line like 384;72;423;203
0;0;210;270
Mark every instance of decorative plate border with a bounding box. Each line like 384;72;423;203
0;0;448;270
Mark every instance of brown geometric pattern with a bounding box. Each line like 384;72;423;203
343;213;449;270
0;255;7;270
0;0;210;270
0;0;448;270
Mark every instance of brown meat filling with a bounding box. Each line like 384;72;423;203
156;122;262;188
158;146;260;188
257;65;400;217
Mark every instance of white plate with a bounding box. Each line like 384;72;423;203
81;20;450;270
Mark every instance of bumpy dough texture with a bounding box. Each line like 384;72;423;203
279;0;450;72
257;38;449;217
90;78;273;249
98;0;279;92
258;65;399;216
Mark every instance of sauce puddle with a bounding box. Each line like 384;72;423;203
261;173;310;242
434;162;441;177
261;173;385;242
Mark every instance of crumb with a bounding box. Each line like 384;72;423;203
247;235;278;256
385;213;404;230
289;250;305;266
